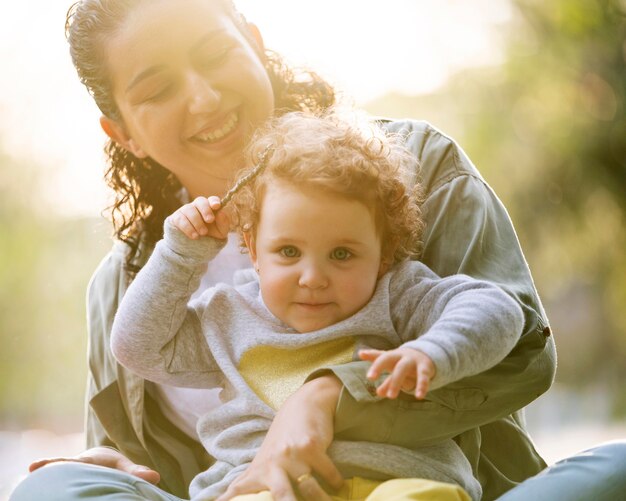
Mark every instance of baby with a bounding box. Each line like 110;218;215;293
111;111;523;501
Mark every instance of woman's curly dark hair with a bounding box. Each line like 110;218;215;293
65;0;335;274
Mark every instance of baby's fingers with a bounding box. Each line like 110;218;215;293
189;196;224;233
358;349;384;362
379;358;415;399
364;351;400;381
171;211;202;239
212;207;231;240
192;196;218;225
178;202;212;238
414;363;433;400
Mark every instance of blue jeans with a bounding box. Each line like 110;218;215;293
10;441;626;501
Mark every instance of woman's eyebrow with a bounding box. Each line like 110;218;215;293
191;29;231;53
126;65;167;93
125;30;232;93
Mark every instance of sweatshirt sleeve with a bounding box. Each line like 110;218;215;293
110;218;226;388
388;262;524;390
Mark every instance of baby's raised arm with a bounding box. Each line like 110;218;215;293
110;197;229;387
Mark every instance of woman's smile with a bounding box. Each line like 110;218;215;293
188;108;246;156
105;0;275;197
191;110;240;144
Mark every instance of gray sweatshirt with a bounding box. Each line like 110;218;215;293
111;220;524;500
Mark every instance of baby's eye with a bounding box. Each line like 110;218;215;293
331;248;352;261
279;246;300;258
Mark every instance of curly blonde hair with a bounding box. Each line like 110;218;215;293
231;111;424;265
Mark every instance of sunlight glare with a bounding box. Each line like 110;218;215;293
0;0;511;218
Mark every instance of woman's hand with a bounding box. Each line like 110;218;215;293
217;375;344;501
28;446;160;485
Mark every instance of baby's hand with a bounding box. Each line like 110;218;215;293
359;347;436;400
169;196;230;240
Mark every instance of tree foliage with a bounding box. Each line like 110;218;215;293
464;0;626;396
0;152;110;430
367;0;626;414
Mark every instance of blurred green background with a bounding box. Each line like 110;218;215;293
1;0;625;434
375;0;626;426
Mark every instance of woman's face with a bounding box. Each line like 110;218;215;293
103;0;275;197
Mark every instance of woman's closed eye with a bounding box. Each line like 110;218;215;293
130;77;176;105
142;84;175;103
330;247;353;261
197;46;234;70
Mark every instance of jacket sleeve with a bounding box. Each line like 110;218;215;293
84;243;212;495
110;221;225;388
84;248;127;449
321;121;556;447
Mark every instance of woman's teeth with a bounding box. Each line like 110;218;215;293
196;112;238;143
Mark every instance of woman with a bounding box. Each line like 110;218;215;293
12;0;626;500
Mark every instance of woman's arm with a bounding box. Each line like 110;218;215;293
215;122;555;501
81;242;211;496
326;120;556;446
84;248;129;450
217;375;344;501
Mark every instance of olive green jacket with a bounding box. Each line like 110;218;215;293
85;119;555;500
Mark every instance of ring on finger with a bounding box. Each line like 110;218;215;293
296;472;313;484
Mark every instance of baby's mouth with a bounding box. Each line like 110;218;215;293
296;302;332;309
194;111;239;144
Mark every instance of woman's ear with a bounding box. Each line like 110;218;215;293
246;22;266;56
100;116;148;158
243;231;258;270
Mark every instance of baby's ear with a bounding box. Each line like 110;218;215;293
243;232;257;267
378;258;391;278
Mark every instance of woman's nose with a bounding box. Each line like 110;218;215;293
185;72;221;114
298;262;329;289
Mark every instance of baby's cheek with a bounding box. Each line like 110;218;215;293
259;274;290;311
340;279;378;315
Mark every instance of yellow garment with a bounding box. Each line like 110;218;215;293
231;477;471;501
238;337;355;409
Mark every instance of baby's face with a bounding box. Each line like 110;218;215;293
246;181;386;333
